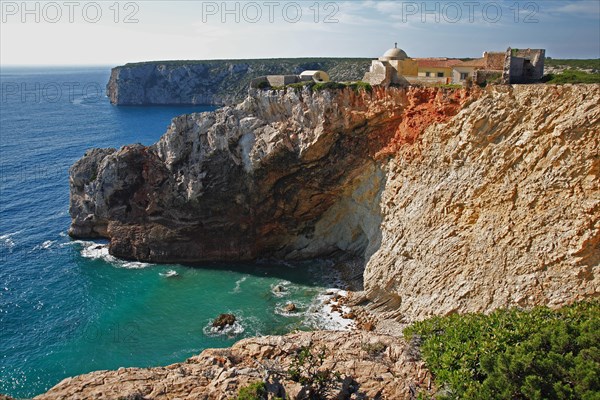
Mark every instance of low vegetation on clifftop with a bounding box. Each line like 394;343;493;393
406;301;600;400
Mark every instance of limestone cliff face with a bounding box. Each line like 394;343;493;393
70;84;599;318
106;59;371;105
71;86;471;263
365;84;600;320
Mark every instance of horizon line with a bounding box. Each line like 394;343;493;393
1;55;599;69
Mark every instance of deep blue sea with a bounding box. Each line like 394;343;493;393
0;67;344;398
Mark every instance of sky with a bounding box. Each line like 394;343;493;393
0;0;599;66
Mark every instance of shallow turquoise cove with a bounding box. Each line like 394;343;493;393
0;67;340;398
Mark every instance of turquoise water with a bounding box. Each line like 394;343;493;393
0;67;341;398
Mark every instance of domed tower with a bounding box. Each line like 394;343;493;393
379;43;409;61
363;43;417;86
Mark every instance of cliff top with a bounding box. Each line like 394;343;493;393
118;57;371;68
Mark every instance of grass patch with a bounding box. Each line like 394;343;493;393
404;300;600;399
361;341;387;356
285;81;313;91
545;58;600;71
312;81;348;91
431;83;463;89
543;69;600;84
235;381;267;400
347;81;373;93
281;80;373;94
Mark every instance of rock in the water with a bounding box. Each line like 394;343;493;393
212;314;236;329
283;303;296;312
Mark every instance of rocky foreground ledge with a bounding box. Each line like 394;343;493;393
35;331;430;400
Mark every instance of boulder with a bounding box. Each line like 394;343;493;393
212;314;236;329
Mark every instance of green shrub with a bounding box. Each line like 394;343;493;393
545;59;600;71
284;80;372;94
543;69;600;84
288;345;342;399
286;81;314;91
361;341;386;356
256;81;271;90
432;83;463;89
313;81;347;91
235;381;267;400
404;301;600;400
347;81;373;93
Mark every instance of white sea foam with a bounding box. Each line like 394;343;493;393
33;240;55;251
76;241;153;269
303;288;354;331
274;300;309;317
270;280;292;298
159;270;179;278
0;231;21;251
230;276;247;293
203;320;245;337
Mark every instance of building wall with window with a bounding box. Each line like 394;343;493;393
418;67;453;78
416;58;464;79
452;66;476;83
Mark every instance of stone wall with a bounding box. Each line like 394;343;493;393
405;76;450;85
504;48;545;84
475;70;503;85
266;75;299;87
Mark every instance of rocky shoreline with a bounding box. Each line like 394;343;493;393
34;330;432;400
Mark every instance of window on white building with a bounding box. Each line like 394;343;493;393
460;72;469;80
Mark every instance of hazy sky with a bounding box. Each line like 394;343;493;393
1;0;599;65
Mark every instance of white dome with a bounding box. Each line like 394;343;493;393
381;47;408;60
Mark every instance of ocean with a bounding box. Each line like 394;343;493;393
0;67;346;398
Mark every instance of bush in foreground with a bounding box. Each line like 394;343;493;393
405;301;599;399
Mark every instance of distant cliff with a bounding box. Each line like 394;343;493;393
106;58;371;106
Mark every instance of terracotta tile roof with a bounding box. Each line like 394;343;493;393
416;58;464;69
458;58;486;68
